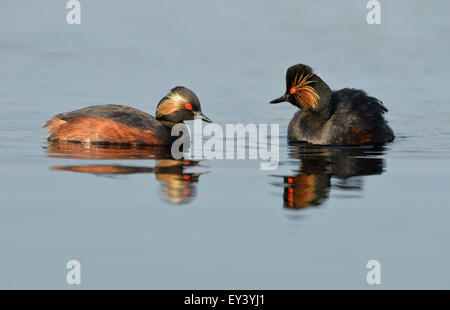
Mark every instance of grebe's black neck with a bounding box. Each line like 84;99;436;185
159;120;179;129
303;85;334;126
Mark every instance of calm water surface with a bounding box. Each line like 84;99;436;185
1;1;449;289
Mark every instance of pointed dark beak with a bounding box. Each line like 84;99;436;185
270;94;289;104
195;111;212;123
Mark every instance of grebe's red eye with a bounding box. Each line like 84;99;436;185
185;103;192;110
290;88;296;94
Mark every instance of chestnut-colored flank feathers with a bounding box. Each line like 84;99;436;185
46;116;164;145
347;128;374;145
291;73;320;111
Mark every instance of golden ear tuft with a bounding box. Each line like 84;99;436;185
156;92;189;118
291;73;320;110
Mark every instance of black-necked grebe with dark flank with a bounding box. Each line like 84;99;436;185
45;86;212;146
270;64;394;145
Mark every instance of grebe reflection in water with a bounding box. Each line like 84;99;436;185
46;143;204;205
272;144;387;209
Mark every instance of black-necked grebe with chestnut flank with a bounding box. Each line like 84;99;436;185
44;86;212;146
270;64;394;145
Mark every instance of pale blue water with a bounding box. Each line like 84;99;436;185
0;0;449;289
